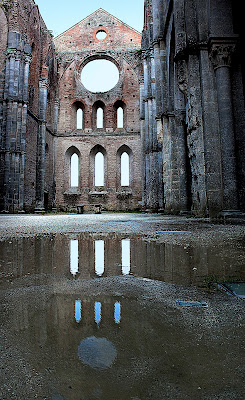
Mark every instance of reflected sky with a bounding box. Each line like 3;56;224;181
95;240;105;276
77;336;117;370
70;240;79;277
75;299;82;323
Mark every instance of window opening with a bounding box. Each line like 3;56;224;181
75;299;82;323
95;302;102;325
96;30;107;40
121;239;130;275
95;240;105;276
97;107;103;128
70;153;79;187
81;59;119;93
117;107;123;128
121;152;130;186
114;302;121;324
77;108;83;129
70;240;79;276
95;152;104;186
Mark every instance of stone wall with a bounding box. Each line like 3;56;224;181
141;0;245;217
54;9;142;211
0;0;57;212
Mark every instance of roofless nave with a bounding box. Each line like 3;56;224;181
0;0;245;218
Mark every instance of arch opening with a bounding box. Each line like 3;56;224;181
95;152;105;186
81;59;119;93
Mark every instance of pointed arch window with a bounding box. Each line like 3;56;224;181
117;107;124;128
95;152;104;186
97;107;104;129
114;100;126;130
71;153;79;187
77;108;83;129
121;152;130;186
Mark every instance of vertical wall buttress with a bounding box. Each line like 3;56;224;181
1;31;31;212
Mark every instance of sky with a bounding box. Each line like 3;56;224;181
34;0;144;37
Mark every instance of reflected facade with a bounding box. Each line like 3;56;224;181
1;233;245;288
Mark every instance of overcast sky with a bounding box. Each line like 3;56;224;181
34;0;144;37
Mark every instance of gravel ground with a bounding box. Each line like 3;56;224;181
0;213;244;400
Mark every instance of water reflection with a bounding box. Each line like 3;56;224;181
75;299;82;323
0;232;244;288
121;239;130;275
95;240;105;276
70;240;79;277
114;302;121;324
77;336;117;370
95;301;102;325
2;288;243;399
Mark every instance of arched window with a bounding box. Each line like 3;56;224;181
70;239;79;276
77;108;83;129
97;107;103;129
70;153;79;187
95;302;102;325
114;302;121;324
75;299;82;323
95;240;105;276
117;107;124;128
121;152;130;186
95;152;104;186
121;239;130;275
114;100;126;130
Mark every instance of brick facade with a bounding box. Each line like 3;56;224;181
54;9;142;211
1;0;245;217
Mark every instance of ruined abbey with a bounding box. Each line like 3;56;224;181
0;0;244;218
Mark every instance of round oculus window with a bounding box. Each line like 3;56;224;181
81;59;119;93
96;30;107;40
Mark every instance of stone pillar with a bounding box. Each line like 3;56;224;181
210;39;239;211
35;71;48;211
139;75;146;207
1;32;31;212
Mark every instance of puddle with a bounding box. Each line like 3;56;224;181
1;286;244;399
0;232;244;289
0;231;245;399
218;282;245;298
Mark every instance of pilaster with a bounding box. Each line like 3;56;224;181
209;37;239;211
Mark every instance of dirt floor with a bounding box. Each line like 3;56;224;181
0;213;244;400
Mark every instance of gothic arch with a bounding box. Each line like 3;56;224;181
92;101;106;130
113;100;126;130
116;145;133;188
89;145;107;188
64;146;81;189
72;100;85;130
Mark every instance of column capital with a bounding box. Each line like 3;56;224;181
209;37;238;70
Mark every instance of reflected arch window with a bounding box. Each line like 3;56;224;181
95;152;104;186
95;240;105;276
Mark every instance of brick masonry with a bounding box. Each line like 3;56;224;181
1;0;245;217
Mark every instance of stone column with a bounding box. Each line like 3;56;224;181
35;73;48;211
1;32;31;212
210;39;238;211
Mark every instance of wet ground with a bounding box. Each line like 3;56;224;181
0;213;244;399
